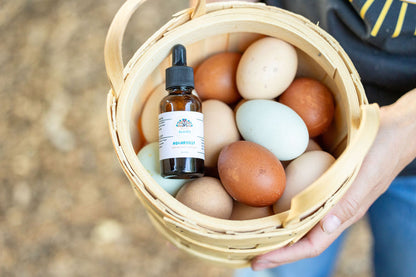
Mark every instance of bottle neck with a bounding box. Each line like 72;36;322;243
167;86;193;95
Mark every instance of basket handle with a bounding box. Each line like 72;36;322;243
283;103;380;226
104;0;206;98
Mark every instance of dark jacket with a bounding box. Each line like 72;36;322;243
264;0;416;175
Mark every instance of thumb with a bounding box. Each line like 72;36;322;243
320;194;367;234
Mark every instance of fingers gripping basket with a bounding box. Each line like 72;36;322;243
105;0;380;267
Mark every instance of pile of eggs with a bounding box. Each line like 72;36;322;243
138;37;336;220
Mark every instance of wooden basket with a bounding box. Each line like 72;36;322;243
104;0;380;267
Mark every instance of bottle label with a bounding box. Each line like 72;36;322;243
159;111;205;160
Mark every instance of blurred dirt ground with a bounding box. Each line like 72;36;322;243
1;0;373;276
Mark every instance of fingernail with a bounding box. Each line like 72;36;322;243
322;214;341;234
252;259;273;271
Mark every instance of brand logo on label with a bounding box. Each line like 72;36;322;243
176;118;193;127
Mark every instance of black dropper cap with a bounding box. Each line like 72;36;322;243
166;44;194;90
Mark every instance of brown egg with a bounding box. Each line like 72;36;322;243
175;177;233;219
230;201;274;220
278;77;335;138
218;141;286;207
194;52;242;104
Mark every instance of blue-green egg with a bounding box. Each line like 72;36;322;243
236;99;309;161
137;142;187;195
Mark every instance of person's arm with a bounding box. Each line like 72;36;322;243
187;0;416;270
251;88;416;270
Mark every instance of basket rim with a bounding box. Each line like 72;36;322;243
106;3;373;236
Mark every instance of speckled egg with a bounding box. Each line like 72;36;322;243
278;77;335;137
176;177;233;219
236;37;298;99
218;141;286;207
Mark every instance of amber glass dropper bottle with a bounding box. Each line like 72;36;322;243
158;44;204;179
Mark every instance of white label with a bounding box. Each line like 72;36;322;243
159;111;205;160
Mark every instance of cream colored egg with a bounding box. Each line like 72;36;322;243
203;99;240;167
175;177;233;219
236;37;297;99
141;83;167;143
273;150;335;213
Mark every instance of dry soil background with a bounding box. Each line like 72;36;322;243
1;0;373;276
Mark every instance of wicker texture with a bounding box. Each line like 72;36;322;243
105;0;379;267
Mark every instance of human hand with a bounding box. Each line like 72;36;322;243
251;88;416;271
